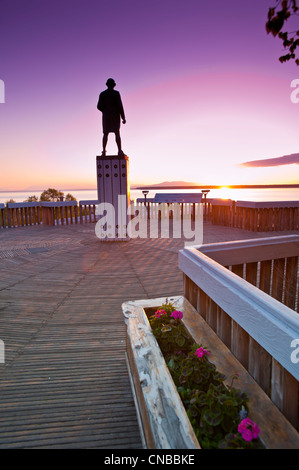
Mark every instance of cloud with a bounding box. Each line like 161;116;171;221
240;153;299;168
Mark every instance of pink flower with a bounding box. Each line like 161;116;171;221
155;309;167;318
241;429;253;442
238;418;260;442
252;423;261;439
195;347;210;359
238;421;248;434
170;310;183;320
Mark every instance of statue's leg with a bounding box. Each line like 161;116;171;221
115;131;122;153
102;133;108;155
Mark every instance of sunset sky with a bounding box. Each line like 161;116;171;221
0;0;298;190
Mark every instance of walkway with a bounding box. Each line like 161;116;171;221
0;222;297;448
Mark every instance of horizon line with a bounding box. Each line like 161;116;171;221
135;184;299;190
0;188;98;193
1;183;299;192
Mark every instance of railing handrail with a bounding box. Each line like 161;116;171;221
236;200;299;208
79;200;99;205
5;201;80;208
196;234;299;265
208;198;233;206
40;201;77;207
179;242;299;380
7;202;40;208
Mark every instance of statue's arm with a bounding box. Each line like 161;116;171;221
118;93;126;123
97;94;103;111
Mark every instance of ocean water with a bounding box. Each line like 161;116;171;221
0;187;298;204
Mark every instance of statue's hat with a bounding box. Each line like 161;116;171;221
106;78;116;87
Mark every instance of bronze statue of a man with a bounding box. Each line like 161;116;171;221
97;78;126;156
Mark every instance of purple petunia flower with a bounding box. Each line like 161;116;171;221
194;347;210;359
238;418;260;442
170;310;183;320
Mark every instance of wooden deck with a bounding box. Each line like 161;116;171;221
0;222;298;448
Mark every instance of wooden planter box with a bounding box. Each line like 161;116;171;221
122;296;299;449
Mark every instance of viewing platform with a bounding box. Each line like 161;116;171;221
0;219;298;448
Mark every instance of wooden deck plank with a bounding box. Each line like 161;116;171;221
0;222;298;448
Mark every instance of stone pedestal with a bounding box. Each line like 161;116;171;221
96;154;130;241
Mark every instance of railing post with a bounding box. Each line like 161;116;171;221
271;359;299;429
0;204;5;228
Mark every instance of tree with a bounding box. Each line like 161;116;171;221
266;0;299;65
24;195;38;202
39;188;77;202
65;193;77;201
40;188;64;201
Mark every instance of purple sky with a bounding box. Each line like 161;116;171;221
0;0;298;189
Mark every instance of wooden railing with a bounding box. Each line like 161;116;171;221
136;198;299;231
78;200;98;224
135;200;205;221
2;198;298;232
179;235;299;430
0;200;99;228
210;200;299;231
234;201;299;231
208;198;232;225
0;203;6;228
3;202;42;228
41;201;78;226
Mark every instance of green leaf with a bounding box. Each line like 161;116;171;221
168;357;175;369
172;327;180;337
176;336;186;347
181;366;193;377
221;399;236;407
202;409;222;427
189;406;198;418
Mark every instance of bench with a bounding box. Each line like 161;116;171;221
153;193;203;203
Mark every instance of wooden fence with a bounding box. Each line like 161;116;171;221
209;200;299;231
1;202;42;228
179;235;299;430
136;198;299;231
134;200;202;221
0;200;99;228
1;199;299;232
234;201;299;231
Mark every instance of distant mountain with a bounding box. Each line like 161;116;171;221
154;181;199;186
132;181;199;189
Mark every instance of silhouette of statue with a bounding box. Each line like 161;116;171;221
97;78;126;156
